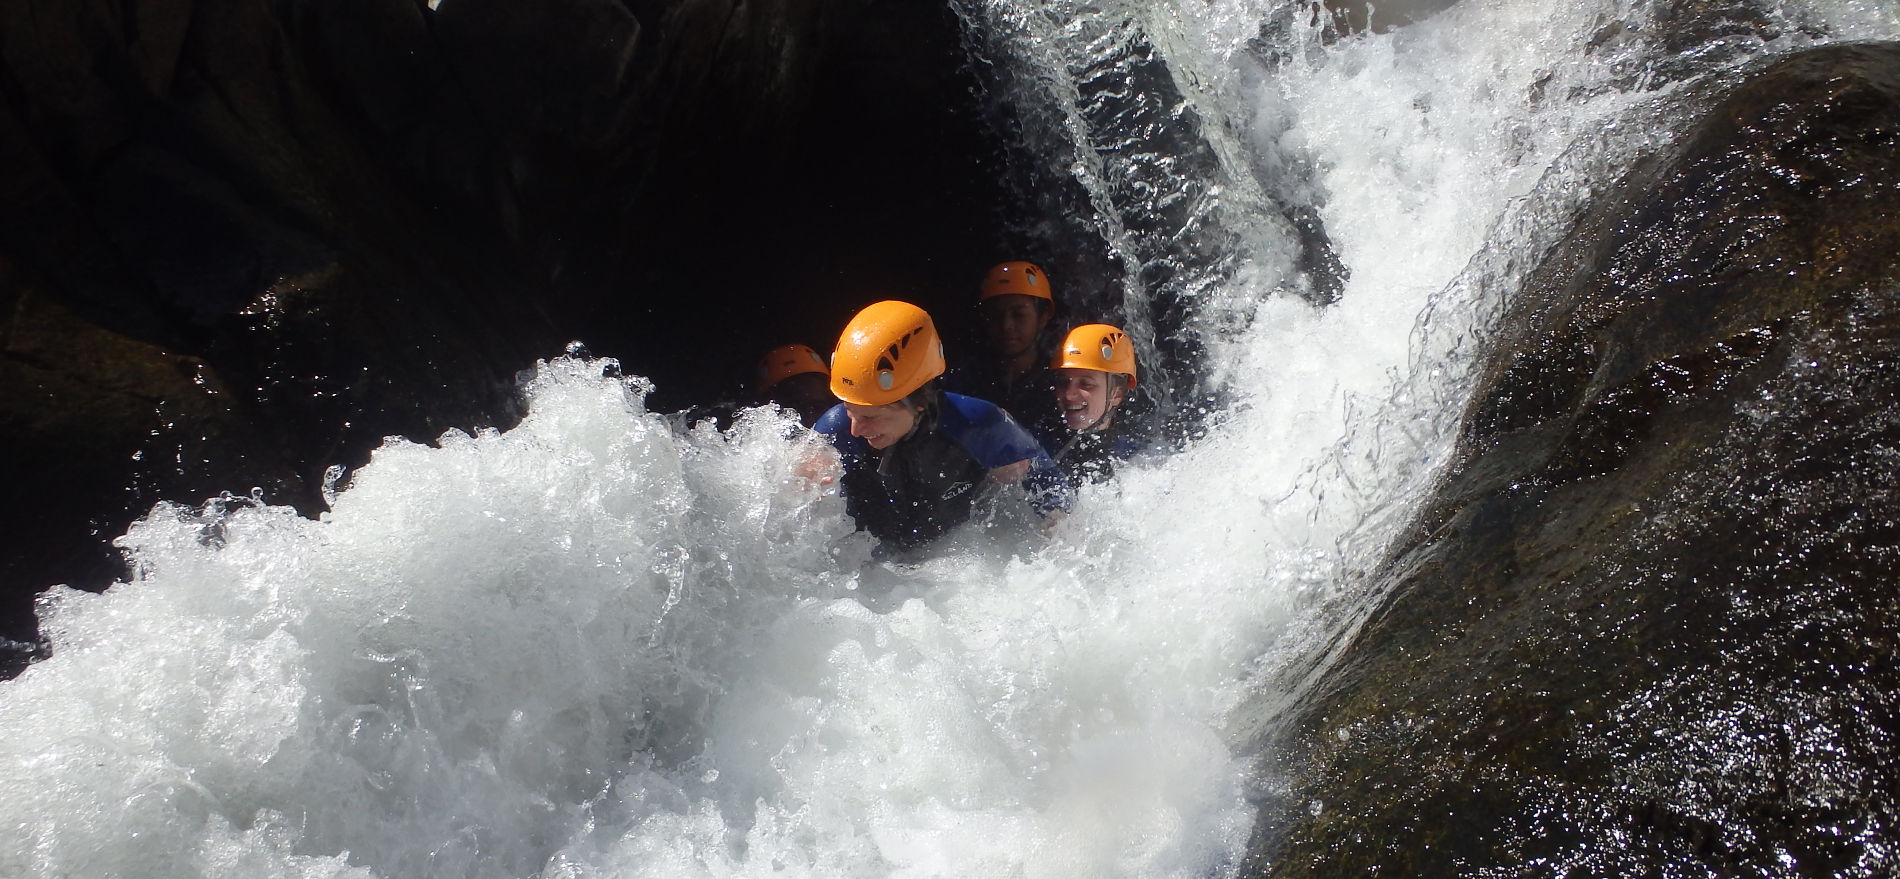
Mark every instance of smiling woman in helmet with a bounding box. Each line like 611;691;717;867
811;300;1072;551
1034;323;1150;486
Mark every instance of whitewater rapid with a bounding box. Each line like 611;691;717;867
6;1;1898;877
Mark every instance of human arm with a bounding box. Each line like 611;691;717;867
941;393;1075;515
987;459;1030;484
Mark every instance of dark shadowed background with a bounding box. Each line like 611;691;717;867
0;0;1033;656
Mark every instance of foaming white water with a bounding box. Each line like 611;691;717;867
9;2;1900;878
2;361;863;878
1148;0;1900;586
1;357;1261;878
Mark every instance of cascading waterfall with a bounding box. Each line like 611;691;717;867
3;1;1897;877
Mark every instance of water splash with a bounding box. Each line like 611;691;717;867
7;1;1900;877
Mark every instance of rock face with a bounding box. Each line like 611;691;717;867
0;0;1004;663
1245;43;1900;877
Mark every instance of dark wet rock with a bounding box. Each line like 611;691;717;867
0;0;1004;655
1335;0;1460;35
1581;0;1819;94
1244;42;1900;878
1264;0;1460;43
1295;0;1796;85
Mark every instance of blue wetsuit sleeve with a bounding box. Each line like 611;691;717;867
1030;421;1060;459
812;403;866;468
941;393;1042;466
942;393;1075;514
1114;430;1170;462
1021;454;1073;514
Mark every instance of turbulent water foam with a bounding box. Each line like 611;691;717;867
7;1;1899;877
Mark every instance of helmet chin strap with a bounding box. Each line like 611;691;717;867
1078;386;1125;434
1051;404;1114;465
896;394;936;445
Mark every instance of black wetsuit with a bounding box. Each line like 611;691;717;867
814;392;1071;550
942;359;1058;429
1032;419;1156;488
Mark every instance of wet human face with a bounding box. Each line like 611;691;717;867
1054;368;1125;432
980;295;1052;361
844;400;919;450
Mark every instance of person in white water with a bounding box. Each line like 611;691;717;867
753;343;835;428
807;300;1072;550
942;260;1060;425
1032;323;1154;487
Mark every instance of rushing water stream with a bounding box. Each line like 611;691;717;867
4;1;1898;877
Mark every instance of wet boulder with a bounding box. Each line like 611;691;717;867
1245;41;1900;878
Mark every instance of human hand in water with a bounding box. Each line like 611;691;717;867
793;443;840;486
987;459;1030;485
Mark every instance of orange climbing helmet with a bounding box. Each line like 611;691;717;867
1052;323;1137;388
978;260;1053;303
756;343;828;391
829;300;946;406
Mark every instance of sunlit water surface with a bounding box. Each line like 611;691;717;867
4;1;1896;877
